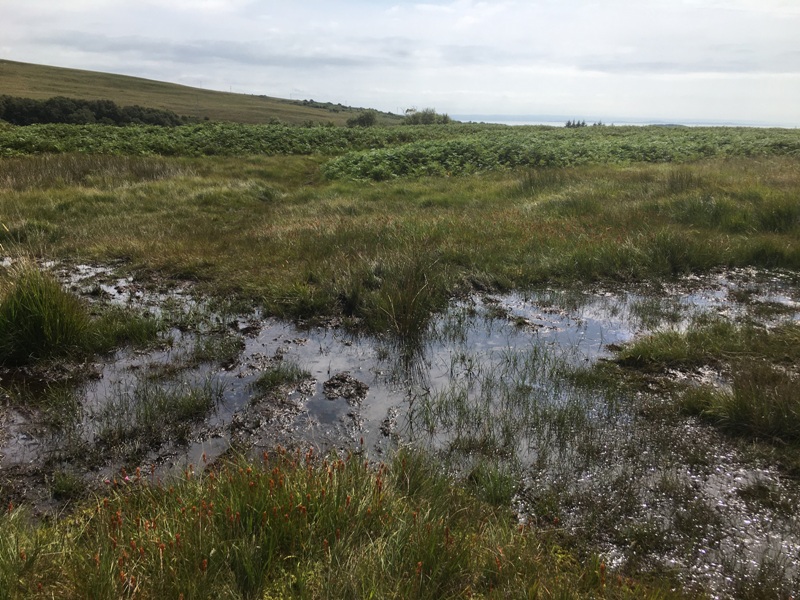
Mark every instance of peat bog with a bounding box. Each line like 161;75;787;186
1;123;800;597
2;261;799;597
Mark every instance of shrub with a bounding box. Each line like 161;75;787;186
346;110;377;128
404;108;451;125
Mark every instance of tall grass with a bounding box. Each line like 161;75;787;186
0;449;677;599
0;260;90;366
0;508;42;600
0;260;160;367
0;154;190;190
2;155;799;342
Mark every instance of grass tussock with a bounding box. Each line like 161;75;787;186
0;448;678;599
0;260;160;367
0;260;90;365
615;319;800;452
252;360;311;394
681;362;800;443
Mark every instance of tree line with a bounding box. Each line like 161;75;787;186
0;95;189;126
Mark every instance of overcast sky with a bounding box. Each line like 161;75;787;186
2;0;799;125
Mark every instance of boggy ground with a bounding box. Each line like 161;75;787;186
1;144;800;598
1;259;799;598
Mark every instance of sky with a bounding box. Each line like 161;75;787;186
2;0;799;126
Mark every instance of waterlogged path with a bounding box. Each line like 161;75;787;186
1;264;799;598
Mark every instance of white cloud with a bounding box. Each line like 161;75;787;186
1;0;798;125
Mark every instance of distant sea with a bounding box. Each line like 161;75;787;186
450;115;793;128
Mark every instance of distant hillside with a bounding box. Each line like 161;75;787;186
0;59;403;126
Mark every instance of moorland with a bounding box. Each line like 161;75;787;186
1;62;800;599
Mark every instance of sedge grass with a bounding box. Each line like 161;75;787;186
0;448;681;599
681;362;800;443
94;378;223;457
0;260;160;367
0;260;90;366
2;154;799;343
615;318;800;372
251;360;311;394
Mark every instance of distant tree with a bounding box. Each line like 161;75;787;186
404;108;450;125
346;110;378;127
0;95;183;126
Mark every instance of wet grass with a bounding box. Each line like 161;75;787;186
614;318;800;372
1;154;799;342
252;361;311;394
0;260;160;367
612;315;800;474
1;134;799;597
681;362;800;443
407;309;800;595
0;260;91;366
0;448;679;599
94;378;223;460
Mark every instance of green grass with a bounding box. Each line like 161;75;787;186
3;151;799;343
615;318;800;372
613;318;800;459
252;361;311;394
95;378;223;458
0;260;160;366
0;59;404;126
0;448;680;599
0;260;90;365
681;362;800;443
0;154;191;190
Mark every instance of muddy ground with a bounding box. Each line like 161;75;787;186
1;261;799;597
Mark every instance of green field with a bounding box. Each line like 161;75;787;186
1;87;800;599
0;59;403;126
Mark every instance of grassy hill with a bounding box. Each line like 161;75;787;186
0;59;403;126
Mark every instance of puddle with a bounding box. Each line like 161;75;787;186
1;262;799;598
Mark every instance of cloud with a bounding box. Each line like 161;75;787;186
39;32;378;69
1;0;798;124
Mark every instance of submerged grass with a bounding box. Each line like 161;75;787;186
0;448;679;599
613;317;800;472
94;377;223;457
